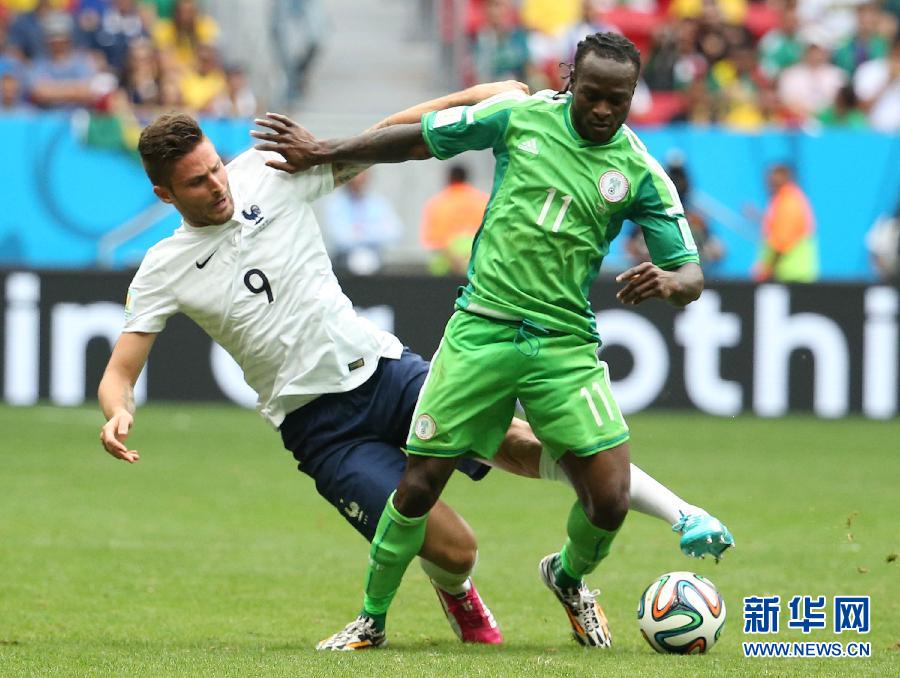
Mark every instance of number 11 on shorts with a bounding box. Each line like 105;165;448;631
579;382;617;427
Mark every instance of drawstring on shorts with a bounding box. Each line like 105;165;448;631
513;319;550;357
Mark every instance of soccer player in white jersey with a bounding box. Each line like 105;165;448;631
98;83;732;647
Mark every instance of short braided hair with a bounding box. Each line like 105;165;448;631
559;32;641;94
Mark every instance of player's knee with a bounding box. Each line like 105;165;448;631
395;473;443;517
584;489;629;532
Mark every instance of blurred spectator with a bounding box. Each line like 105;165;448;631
671;77;718;123
152;0;218;70
120;36;160;108
833;2;890;75
470;0;531;84
644;18;708;91
853;39;900;131
178;42;225;112
758;2;804;78
420;164;488;276
210;63;257;118
562;0;620;62
144;0;177;20
26;12;115;109
1;69;31;111
753;164;818;283
0;18;21;73
797;0;877;47
777;30;846;120
668;156;725;267
271;0;325;101
709;42;771;126
324;170;402;275
695;9;731;66
157;68;183;107
815;82;868;127
520;0;580;37
865;199;900;282
670;0;748;26
80;0;148;75
8;0;75;60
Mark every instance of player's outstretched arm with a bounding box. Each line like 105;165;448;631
615;261;703;307
328;80;530;186
98;332;156;463
253;115;433;174
250;81;529;179
365;80;529;133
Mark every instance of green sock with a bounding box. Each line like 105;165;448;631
556;501;621;588
361;491;428;629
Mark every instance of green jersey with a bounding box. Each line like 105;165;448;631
422;90;700;341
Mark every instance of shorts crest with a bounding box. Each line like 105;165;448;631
414;414;437;440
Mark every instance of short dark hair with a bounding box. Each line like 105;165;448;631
138;113;204;187
448;165;468;184
573;32;641;77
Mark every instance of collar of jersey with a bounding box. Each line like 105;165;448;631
181;218;239;234
563;98;623;147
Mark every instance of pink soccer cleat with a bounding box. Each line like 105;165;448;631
432;578;503;644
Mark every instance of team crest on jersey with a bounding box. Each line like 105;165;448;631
414;414;437;440
242;204;264;225
598;170;629;203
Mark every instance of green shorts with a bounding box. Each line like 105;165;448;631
406;311;630;461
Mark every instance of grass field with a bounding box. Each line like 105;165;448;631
1;405;897;676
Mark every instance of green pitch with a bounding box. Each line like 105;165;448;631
1;405;897;677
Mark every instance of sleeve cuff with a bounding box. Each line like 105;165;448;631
655;254;701;271
421;117;450;161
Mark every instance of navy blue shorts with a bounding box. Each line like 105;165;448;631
279;349;490;542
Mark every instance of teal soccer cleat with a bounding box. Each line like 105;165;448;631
672;512;735;562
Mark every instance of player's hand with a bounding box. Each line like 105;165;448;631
100;410;140;463
250;112;320;173
615;262;680;305
466;80;530;102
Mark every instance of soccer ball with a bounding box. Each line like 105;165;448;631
637;571;726;654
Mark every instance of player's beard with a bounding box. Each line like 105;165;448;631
181;190;234;228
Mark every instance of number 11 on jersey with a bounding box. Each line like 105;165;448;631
536;188;573;233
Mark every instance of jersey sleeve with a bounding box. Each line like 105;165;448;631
122;248;178;333
290;162;335;202
628;169;700;270
421;89;529;160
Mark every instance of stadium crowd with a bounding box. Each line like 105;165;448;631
455;0;900;131
0;0;257;118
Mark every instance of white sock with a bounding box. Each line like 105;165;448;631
537;447;705;525
538;445;572;485
629;464;705;525
419;555;474;596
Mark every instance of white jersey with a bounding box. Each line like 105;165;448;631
123;149;403;427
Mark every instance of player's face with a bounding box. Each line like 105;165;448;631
154;138;234;227
570;52;638;143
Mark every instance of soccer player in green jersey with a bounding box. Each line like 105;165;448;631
256;33;708;650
